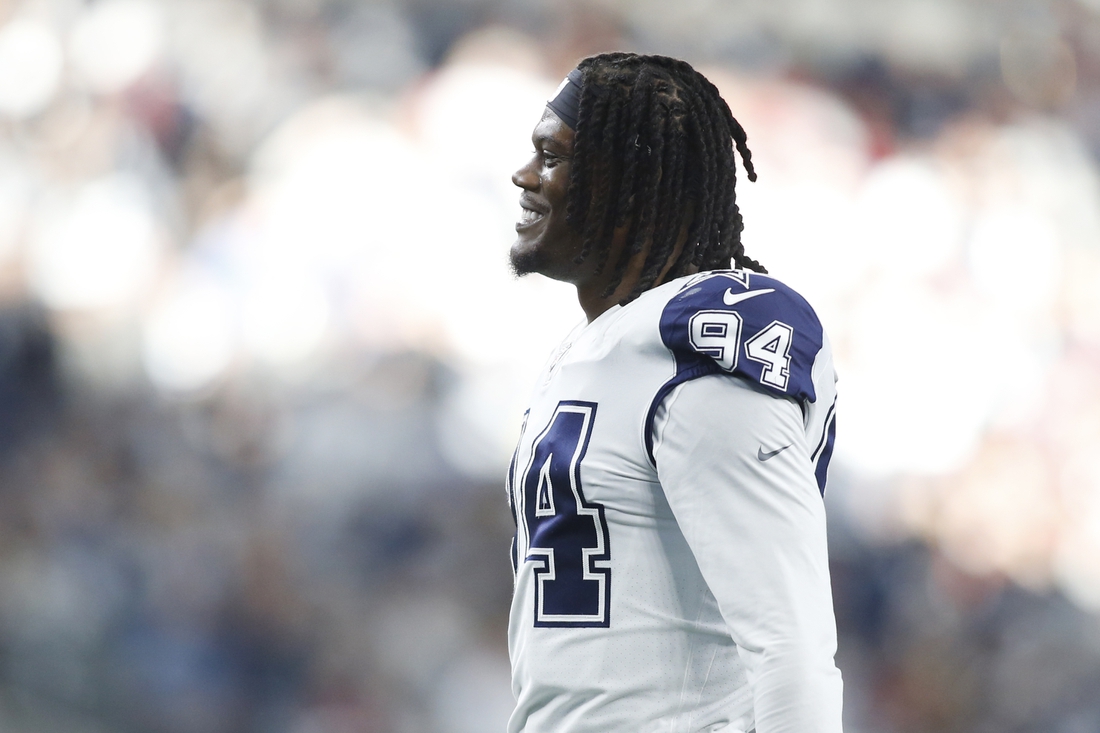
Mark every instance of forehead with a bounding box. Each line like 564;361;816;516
531;107;575;150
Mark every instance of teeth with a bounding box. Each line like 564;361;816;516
519;208;544;225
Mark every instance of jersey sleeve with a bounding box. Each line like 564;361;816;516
645;270;826;466
652;374;844;733
806;331;838;495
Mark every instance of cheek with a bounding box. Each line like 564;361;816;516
546;166;571;202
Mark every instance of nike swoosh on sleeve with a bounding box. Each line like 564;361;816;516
723;288;774;306
757;444;791;461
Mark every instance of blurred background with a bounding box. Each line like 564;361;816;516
0;0;1098;731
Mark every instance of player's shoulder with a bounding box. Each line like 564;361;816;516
659;270;822;339
655;269;825;404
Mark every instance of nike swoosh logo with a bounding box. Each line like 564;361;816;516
757;444;790;461
723;288;774;307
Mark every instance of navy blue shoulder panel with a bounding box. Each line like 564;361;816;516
645;270;824;465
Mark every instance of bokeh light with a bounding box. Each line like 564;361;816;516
0;19;63;118
70;0;165;94
142;268;237;391
26;175;163;310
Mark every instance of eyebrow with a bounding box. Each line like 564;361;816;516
533;133;571;152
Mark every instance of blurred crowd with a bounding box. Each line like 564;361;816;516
0;0;1099;731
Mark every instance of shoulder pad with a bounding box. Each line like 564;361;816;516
659;270;823;404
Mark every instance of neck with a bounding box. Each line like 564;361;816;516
577;232;696;323
576;279;633;323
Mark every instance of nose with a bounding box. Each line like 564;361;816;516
512;157;539;191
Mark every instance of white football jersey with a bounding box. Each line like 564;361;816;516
506;270;842;733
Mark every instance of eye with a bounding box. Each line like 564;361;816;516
543;150;570;167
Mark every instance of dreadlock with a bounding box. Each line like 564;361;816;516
564;52;765;301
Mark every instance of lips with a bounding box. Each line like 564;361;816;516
517;198;549;230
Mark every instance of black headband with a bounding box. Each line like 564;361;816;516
546;68;583;130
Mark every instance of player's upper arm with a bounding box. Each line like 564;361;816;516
652;375;843;733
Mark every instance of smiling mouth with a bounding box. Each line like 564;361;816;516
517;206;546;229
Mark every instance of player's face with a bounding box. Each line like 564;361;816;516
510;108;585;282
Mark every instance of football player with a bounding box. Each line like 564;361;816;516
506;53;842;733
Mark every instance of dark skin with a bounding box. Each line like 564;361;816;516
511;109;691;323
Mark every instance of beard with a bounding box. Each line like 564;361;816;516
509;241;548;278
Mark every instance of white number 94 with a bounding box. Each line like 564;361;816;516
689;314;794;391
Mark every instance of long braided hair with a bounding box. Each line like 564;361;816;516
565;53;765;301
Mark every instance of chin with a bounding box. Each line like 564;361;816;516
509;240;546;278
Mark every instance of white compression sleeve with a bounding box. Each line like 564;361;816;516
652;374;844;733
